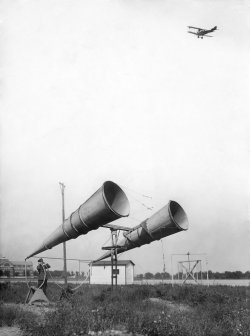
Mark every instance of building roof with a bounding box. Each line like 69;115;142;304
12;261;33;266
0;258;33;270
1;257;33;265
91;260;135;266
0;258;12;266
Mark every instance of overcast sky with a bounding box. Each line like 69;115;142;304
1;0;249;275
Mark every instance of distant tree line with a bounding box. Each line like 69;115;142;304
134;270;250;280
1;268;249;280
0;270;33;277
207;270;250;280
0;269;87;278
33;270;86;279
135;272;171;280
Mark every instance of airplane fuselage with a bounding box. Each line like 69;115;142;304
198;27;215;36
188;26;217;39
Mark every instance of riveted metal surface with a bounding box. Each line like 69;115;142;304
26;181;130;259
95;200;189;262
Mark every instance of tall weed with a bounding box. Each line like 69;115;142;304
0;282;249;335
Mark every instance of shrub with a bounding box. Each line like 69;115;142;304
0;304;20;326
0;282;249;335
0;304;37;328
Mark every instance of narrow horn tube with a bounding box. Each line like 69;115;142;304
26;181;130;259
94;200;188;262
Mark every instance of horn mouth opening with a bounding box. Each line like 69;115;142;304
103;181;130;217
169;200;189;231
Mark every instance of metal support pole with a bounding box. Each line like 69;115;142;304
110;230;118;290
114;232;118;287
59;182;67;287
206;255;209;286
200;261;202;284
102;226;131;291
171;255;174;287
111;233;114;290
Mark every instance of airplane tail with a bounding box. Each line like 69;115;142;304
212;26;217;31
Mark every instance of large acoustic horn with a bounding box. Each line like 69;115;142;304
94;200;188;262
26;181;130;259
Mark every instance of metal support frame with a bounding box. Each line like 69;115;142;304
111;230;118;289
102;224;131;291
178;259;202;284
171;252;209;286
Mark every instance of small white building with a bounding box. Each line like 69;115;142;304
89;260;134;285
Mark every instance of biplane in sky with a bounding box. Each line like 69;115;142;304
187;26;217;38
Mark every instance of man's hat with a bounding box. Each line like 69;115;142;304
38;258;43;262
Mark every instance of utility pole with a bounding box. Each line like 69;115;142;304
161;239;166;283
187;251;190;274
59;182;67;286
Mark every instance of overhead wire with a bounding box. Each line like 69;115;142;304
129;195;154;211
120;185;154;211
120;185;152;199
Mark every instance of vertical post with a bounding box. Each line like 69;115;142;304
171;255;174;287
59;182;67;287
114;232;118;287
182;263;185;283
200;261;202;284
110;229;118;291
206;255;209;287
187;251;190;281
161;239;166;283
111;231;114;291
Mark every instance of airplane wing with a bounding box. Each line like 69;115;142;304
203;35;213;37
188;26;204;30
188;31;198;35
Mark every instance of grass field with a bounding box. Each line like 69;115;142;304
0;282;249;336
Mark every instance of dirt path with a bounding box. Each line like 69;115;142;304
3;302;55;317
0;302;56;336
148;297;192;312
0;327;22;336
